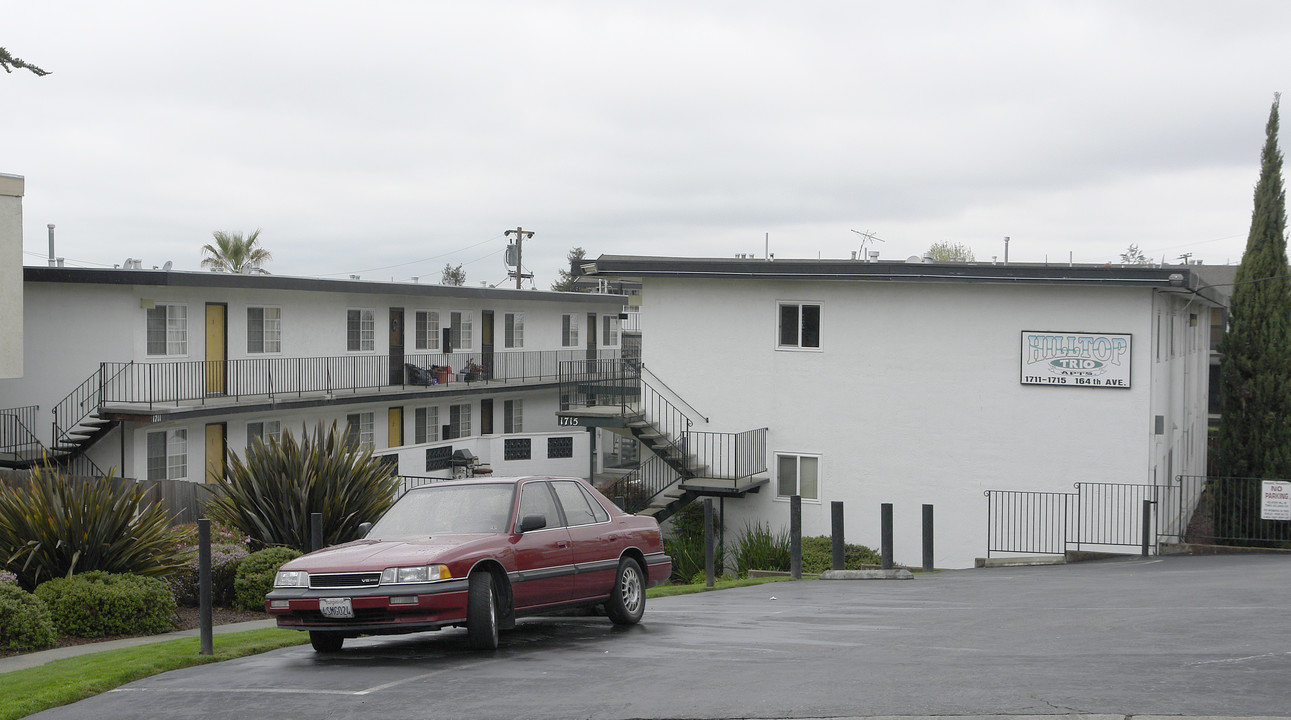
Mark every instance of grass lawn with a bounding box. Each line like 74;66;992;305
1;576;796;719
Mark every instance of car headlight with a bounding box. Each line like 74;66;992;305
274;570;309;588
380;565;451;584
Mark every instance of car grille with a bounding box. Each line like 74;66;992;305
309;572;382;589
296;608;396;624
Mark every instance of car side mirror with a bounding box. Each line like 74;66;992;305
518;514;547;533
358;522;372;538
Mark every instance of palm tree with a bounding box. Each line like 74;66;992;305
201;229;272;273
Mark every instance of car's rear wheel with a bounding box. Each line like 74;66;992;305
309;631;344;653
466;571;500;650
606;557;645;625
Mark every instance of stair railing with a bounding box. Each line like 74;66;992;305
606;454;682;514
53;362;128;448
0;406;41;456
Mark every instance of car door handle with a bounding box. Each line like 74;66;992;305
556;541;570;548
607;534;619;541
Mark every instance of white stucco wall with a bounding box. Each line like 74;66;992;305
639;276;1210;568
0;174;23;379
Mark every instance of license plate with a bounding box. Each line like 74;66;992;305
318;597;354;619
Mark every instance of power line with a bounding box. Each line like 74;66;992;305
316;233;505;277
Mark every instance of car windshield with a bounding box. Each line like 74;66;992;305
368;484;515;538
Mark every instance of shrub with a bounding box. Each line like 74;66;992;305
166;543;250;607
207;422;401;551
0;584;57;652
0;465;187;590
800;536;882;574
730;521;791;575
0;570;17;586
662;502;723;582
35;571;177;637
233;547;302;611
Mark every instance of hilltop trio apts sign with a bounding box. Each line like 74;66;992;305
1021;331;1132;388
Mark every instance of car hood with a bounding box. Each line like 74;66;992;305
283;535;496;573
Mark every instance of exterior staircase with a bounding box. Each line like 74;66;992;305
557;359;768;523
0;403;111;477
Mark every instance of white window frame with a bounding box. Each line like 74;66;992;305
449;403;472;439
146;304;188;357
415;310;440;350
448;311;473;352
414;406;440;444
504;399;523;434
347;309;375;352
246;419;282;448
147;428;188;481
562;314;580;347
345;412;375;449
775;452;820;502
776;301;822;351
504;312;525;349
602;315;620;347
247;307;282;354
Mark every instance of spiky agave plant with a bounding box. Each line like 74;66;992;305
206;422;400;552
0;465;187;591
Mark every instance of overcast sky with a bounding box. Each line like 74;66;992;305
6;1;1289;287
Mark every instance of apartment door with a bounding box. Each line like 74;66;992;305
585;312;598;372
480;398;494;435
389;307;405;385
204;422;226;484
388;407;403;449
481;310;495;379
205;303;227;395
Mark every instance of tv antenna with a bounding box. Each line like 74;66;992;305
850;229;884;255
1177;252;1193;265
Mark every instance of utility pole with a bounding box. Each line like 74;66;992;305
505;227;535;289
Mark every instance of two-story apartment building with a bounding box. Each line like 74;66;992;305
0;266;627;484
566;255;1221;568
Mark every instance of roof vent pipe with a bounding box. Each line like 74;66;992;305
47;224;55;267
868;250;880;262
851;251;857;260
1004;236;1010;266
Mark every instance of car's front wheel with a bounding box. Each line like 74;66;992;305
466;571;500;650
606;557;645;625
309;631;344;653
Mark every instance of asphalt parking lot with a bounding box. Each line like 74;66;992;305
29;553;1291;720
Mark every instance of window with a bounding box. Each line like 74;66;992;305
347;309;375;352
504;312;525;348
548;436;574;459
504;438;531;461
415;311;440;350
602;315;619;346
246;420;281;447
414;406;439;444
504;399;523;433
247;307;281;353
447;403;471;440
552;481;601;526
518;482;562;529
776;453;819;500
778;302;821;349
147;429;188;481
146;304;187;356
345;412;375;449
449;311;473;352
562;314;579;347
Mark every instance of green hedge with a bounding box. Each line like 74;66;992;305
0;584;58;652
233;547;302;611
800;535;882;573
166;543;249;607
34;571;176;637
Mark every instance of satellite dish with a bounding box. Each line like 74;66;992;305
161;261;173;271
123;257;134;268
906;256;923;263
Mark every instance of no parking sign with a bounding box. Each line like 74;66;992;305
1261;481;1291;521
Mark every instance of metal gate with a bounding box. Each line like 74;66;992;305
986;482;1176;558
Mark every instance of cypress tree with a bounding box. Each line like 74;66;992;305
1216;94;1291;498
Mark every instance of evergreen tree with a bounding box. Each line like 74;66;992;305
440;263;466;286
551;247;589;292
1119;244;1150;265
0;46;51;76
1216;94;1291;485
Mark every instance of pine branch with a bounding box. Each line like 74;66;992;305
0;46;52;76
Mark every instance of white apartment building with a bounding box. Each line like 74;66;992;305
0;266;627;485
566;255;1220;568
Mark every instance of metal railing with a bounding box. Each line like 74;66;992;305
1175;475;1291;547
1071;482;1170;550
606;455;682;515
686;428;768;480
985;489;1072;556
0;406;40;455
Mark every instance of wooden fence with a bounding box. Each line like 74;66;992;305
0;468;219;526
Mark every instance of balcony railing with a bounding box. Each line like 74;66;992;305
89;349;622;409
0;405;40;455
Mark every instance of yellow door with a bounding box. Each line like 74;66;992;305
204;423;226;484
388;407;403;448
205;304;226;394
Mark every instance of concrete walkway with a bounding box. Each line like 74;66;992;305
0;619;278;673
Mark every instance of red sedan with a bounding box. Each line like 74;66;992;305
266;476;672;653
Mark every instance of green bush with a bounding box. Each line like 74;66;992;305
730;521;791;575
800;536;882;574
0;583;57;652
233;547;302;611
663;502;723;582
0;466;188;590
35;571;177;637
207;422;401;551
166;543;249;607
